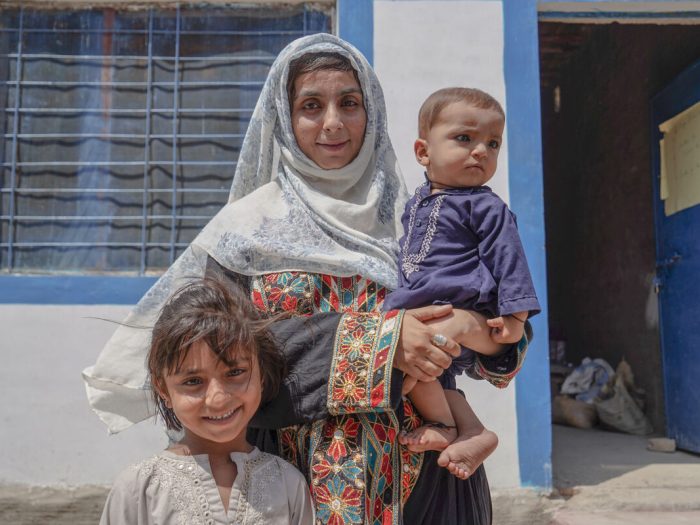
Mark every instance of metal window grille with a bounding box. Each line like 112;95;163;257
0;5;331;274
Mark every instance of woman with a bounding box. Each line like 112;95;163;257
84;34;527;524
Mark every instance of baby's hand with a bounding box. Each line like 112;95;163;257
486;314;526;345
402;375;418;396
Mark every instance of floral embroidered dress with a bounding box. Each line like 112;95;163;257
211;266;527;525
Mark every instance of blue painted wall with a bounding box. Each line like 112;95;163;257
337;0;374;65
503;0;551;488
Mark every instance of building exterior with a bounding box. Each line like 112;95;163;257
2;0;699;492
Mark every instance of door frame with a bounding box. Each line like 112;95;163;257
503;0;700;487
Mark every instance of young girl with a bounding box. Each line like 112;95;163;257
100;278;314;525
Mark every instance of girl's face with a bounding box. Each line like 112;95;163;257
159;340;262;453
290;69;367;169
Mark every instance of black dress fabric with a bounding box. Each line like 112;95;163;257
403;453;492;525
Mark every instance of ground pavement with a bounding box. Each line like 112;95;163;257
492;424;700;525
2;425;700;524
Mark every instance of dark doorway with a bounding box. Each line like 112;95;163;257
538;21;700;435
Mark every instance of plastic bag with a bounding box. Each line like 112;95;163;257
560;357;614;403
594;375;653;435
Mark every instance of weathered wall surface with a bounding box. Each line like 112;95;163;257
0;305;166;485
541;22;700;434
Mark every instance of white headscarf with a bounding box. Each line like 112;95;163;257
83;34;408;433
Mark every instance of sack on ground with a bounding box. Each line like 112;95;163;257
594;375;653;435
552;395;598;429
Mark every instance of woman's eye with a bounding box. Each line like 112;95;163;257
227;368;246;377
456;134;471;143
489;140;500;149
341;98;360;108
301;100;320;110
182;377;202;386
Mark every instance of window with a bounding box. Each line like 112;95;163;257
0;4;331;275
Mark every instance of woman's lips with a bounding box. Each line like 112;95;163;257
317;141;349;151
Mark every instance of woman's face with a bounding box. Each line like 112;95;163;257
290;69;367;169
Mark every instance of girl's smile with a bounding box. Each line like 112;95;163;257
159;341;262;454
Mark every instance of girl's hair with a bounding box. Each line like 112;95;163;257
286;51;358;103
148;277;286;431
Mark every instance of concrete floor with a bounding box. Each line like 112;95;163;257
492;424;700;525
2;424;700;524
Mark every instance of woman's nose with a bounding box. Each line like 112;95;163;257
322;105;343;131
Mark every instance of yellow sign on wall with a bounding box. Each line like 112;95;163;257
659;100;700;216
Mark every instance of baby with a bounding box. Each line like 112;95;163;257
384;87;540;477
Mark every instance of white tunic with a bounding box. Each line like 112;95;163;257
100;447;313;525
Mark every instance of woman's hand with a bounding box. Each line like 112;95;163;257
394;305;461;382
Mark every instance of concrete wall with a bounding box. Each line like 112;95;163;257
0;305;166;485
375;0;520;488
541;22;700;433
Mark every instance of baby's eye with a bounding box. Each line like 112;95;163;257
489;140;500;149
455;134;471;143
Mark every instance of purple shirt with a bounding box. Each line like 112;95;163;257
384;181;540;318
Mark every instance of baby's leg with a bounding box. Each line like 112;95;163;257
438;390;498;480
400;380;457;452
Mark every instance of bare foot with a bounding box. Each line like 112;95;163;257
399;424;458;452
437;430;498;479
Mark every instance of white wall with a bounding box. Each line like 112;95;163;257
374;0;520;488
0;305;166;485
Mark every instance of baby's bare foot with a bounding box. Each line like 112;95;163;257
437;430;498;479
399;424;458;453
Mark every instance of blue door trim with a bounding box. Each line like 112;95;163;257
503;0;551;489
337;0;374;65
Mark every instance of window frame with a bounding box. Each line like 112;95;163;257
0;0;371;304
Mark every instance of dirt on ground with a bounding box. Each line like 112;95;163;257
0;485;108;525
1;484;563;525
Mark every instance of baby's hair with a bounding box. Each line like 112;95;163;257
147;277;286;431
418;87;505;138
286;51;358;103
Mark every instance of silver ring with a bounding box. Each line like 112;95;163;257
431;333;448;347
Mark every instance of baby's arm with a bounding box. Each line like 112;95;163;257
424;308;507;356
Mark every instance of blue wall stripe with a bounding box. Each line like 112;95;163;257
337;0;374;65
503;0;552;489
0;276;156;305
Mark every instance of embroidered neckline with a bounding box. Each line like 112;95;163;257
401;183;445;278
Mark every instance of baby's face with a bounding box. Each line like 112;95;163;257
417;101;504;190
